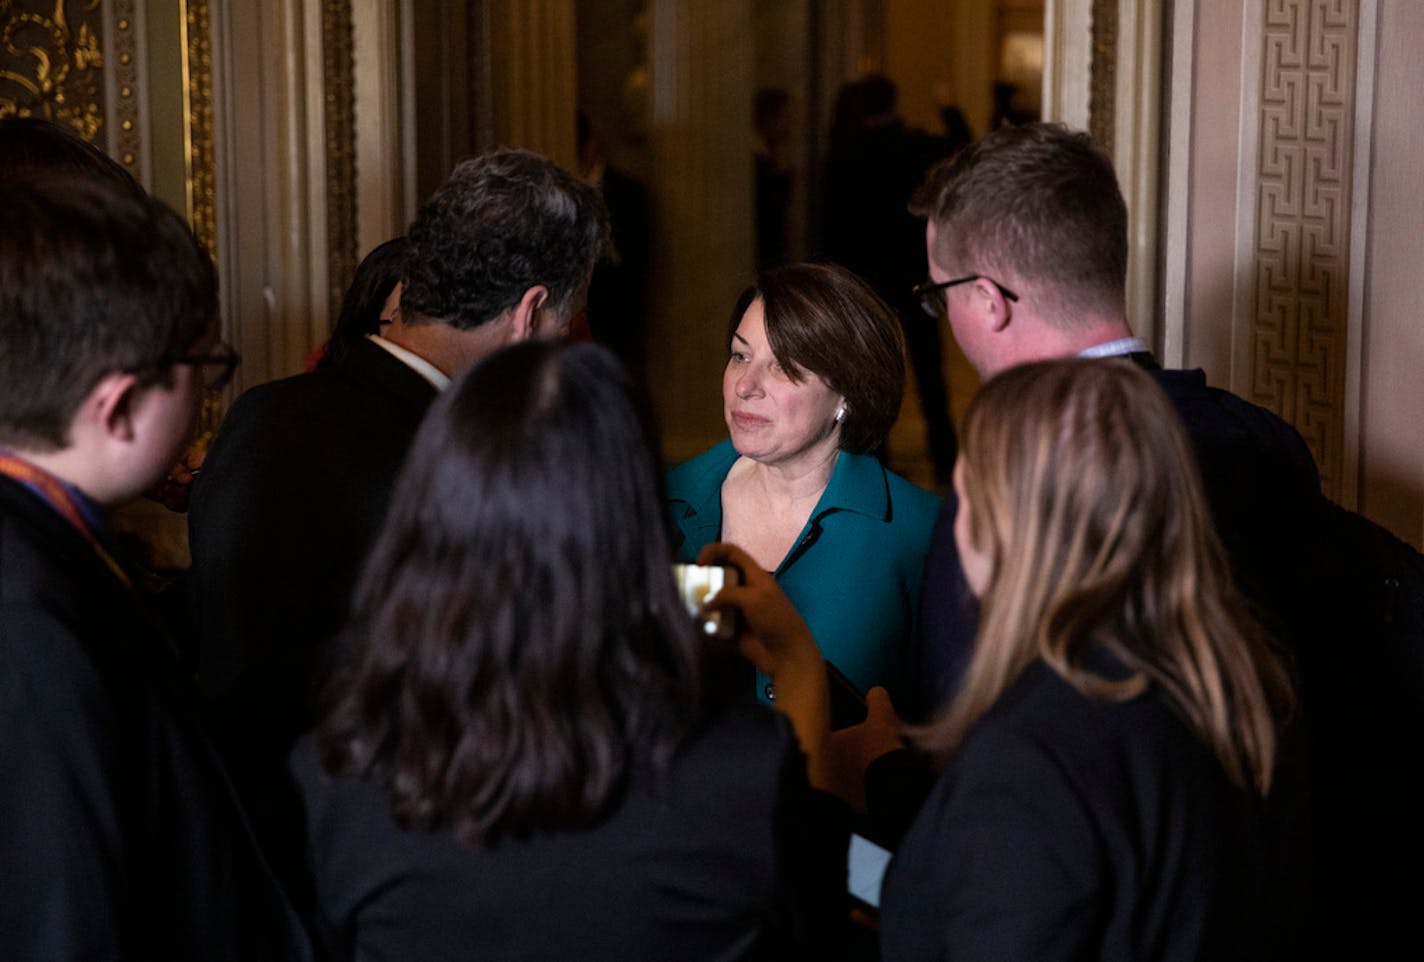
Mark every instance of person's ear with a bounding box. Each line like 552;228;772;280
976;278;1013;333
88;372;145;443
509;285;550;342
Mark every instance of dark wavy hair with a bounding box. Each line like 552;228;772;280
0;115;146;199
318;341;706;844
729;262;906;454
0;175;216;450
319;236;408;371
401;149;608;331
911;122;1128;328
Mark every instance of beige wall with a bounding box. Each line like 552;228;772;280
1165;0;1423;547
1357;1;1424;546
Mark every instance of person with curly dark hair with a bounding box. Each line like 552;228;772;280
291;341;844;960
187;148;608;909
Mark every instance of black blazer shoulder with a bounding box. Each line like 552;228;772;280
292;697;847;961
1;477;311;961
187;338;440;705
882;662;1259;962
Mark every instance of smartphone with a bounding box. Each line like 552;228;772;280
847;831;893;914
672;563;741;642
826;659;868;730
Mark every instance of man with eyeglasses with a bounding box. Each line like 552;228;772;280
901;121;1422;959
185;149;609;900
0;174;312;959
905;121;1326;712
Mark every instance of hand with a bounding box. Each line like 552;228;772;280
696;542;820;678
826;687;905;813
698;542;834;789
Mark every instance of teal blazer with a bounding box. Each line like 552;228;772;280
667;439;941;703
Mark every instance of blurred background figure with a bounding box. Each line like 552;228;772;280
578;110;651;382
295;341;844;961
667;263;940;710
754;87;794;270
820;74;971;487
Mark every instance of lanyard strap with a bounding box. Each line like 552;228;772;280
0;452;132;589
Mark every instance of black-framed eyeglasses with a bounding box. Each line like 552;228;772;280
912;275;1020;317
182;340;240;391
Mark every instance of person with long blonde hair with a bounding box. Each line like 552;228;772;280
886;357;1291;960
705;357;1292;961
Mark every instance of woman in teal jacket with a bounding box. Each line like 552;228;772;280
667;263;940;707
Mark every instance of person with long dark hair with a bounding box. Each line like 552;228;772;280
291;340;843;960
312;236;409;371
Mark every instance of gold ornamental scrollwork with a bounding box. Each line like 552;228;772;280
183;0;217;259
1088;0;1117;153
111;0;139;170
0;0;105;138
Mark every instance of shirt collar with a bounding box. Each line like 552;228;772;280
1076;336;1149;359
366;333;452;390
672;442;890;529
815;448;890;522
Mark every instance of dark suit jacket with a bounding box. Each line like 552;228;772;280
186;337;438;892
291;698;848;961
881;660;1261;962
0;476;310;960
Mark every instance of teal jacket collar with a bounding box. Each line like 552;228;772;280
668;439;891;560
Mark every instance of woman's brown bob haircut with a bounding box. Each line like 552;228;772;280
729;262;906;455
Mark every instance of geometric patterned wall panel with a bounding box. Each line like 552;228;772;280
1252;0;1358;499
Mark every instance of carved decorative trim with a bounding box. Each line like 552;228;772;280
1088;0;1116;151
110;0;138;169
322;0;356;321
183;0;216;258
0;0;105;137
1251;0;1357;499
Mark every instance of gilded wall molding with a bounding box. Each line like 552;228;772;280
1088;0;1116;152
183;0;216;258
1;0;105;138
1251;0;1357;499
321;0;356;320
110;0;138;169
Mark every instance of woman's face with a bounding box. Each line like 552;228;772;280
952;459;993;598
722;298;844;468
